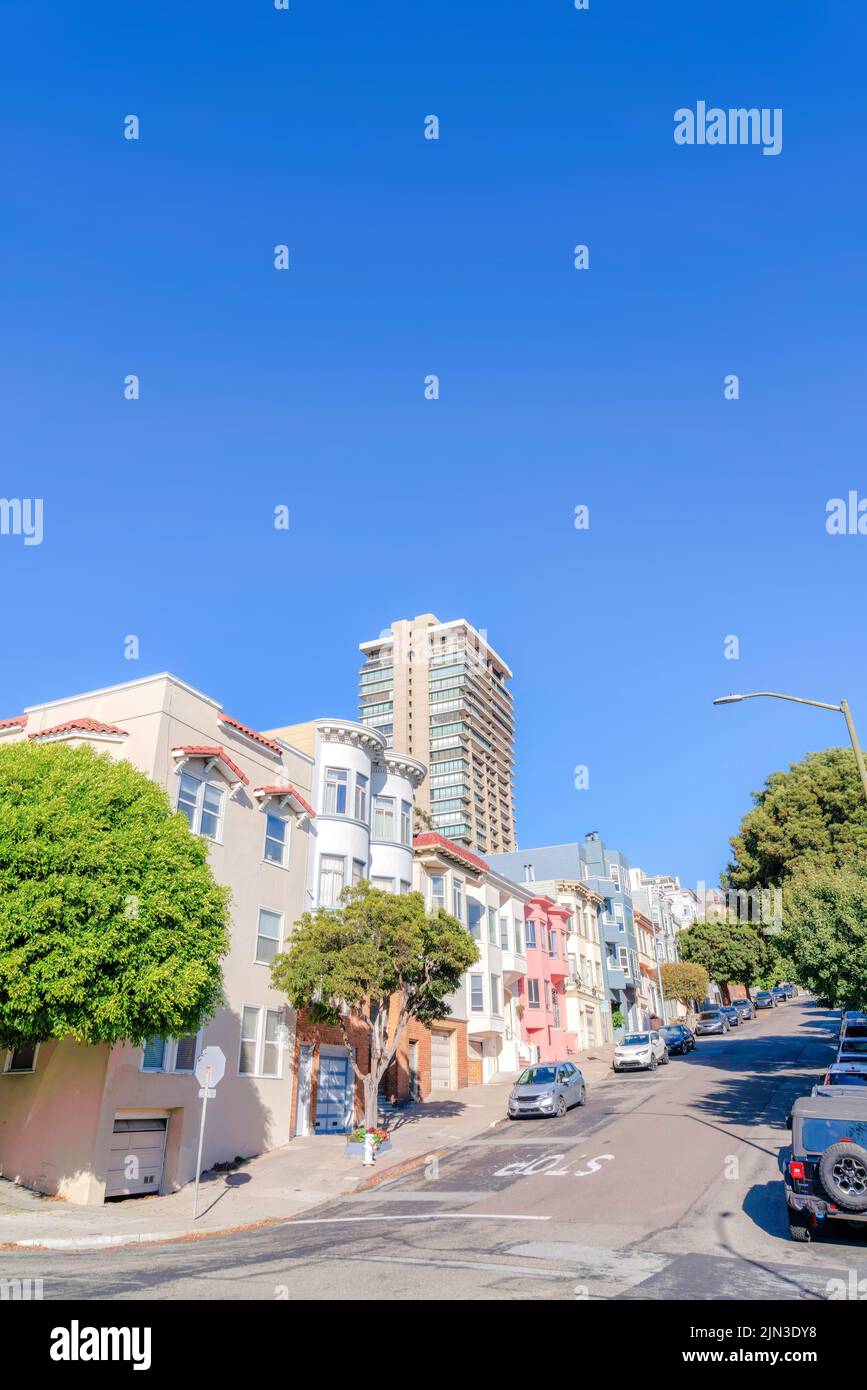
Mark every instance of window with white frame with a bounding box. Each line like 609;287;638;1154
177;771;225;841
238;1005;284;1077
470;974;484;1012
527;978;541;1008
487;907;497;945
352;858;366;884
514;917;523;954
399;880;411;894
468;899;482;940
400;800;412;844
3;1043;37;1074
354;772;368;821
371;875;394;893
499;916;509;950
609;865;621;889
619;946;629;971
525;919;537;949
319;854;345;907
255;907;283;965
430;874;445;910
490;974;501;1015
263;812;289;867
453;878;463;922
373;796;395;839
141;1033;200;1074
324;768;349;815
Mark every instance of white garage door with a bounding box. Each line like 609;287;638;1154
430;1030;452;1090
105;1116;168;1198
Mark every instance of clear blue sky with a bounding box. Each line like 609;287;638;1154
2;1;866;889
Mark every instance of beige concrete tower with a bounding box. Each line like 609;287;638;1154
358;614;516;854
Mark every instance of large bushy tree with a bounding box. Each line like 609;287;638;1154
676;918;767;994
779;864;867;1011
272;882;478;1127
724;747;867;893
0;742;230;1050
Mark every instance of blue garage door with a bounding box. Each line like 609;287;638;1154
315;1053;351;1133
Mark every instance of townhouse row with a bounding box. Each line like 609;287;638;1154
0;671;661;1207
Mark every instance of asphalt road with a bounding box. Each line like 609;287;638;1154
5;999;867;1300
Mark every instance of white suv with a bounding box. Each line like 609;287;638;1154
613;1030;669;1073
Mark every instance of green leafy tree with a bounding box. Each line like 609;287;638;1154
272;881;478;1127
779;864;867;1010
677;918;766;995
660;961;709;1010
0;741;230;1050
724;747;867;893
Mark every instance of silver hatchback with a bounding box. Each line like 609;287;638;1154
507;1061;586;1119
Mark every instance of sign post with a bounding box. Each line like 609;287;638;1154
192;1046;226;1219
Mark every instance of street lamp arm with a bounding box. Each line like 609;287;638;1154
714;691;843;712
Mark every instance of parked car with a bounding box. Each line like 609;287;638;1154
839;1011;867;1041
612;1031;669;1072
754;991;775;1010
820;1063;867;1089
733;998;755;1021
837;1037;867;1065
780;983;797;999
695;1009;730;1036
720;1005;741;1028
658;1023;695;1055
507;1061;586;1119
785;1090;867;1240
771;986;787;1004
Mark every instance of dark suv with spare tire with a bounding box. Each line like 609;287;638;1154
785;1091;867;1241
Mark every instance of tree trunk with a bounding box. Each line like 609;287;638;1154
363;1072;379;1129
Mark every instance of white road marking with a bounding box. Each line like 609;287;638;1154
285;1212;551;1225
322;1252;581;1279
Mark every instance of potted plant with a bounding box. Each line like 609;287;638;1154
345;1125;392;1163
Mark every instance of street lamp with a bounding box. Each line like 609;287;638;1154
712;691;867;804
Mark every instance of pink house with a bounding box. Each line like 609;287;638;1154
517;897;577;1063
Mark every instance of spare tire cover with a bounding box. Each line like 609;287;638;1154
818;1142;867;1212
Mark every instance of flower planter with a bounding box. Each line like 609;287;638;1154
345;1140;392;1157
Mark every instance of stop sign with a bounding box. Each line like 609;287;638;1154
195;1045;226;1089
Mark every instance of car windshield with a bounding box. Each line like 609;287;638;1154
620;1034;650;1046
659;1027;682;1038
828;1074;867;1086
699;1012;721;1021
840;1040;867;1055
517;1065;557;1086
756;993;770;999
801;1118;867;1152
842;1026;867;1039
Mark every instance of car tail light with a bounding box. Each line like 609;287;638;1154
789;1161;806;1181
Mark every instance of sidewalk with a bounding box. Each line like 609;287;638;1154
0;1042;620;1250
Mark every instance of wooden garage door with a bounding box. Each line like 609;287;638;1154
105;1117;168;1198
430;1030;452;1090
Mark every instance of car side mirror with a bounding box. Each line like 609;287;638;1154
786;1114;792;1130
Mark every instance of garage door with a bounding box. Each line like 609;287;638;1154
430;1030;452;1090
105;1116;168;1198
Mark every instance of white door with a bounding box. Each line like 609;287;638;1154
430;1030;452;1090
106;1115;168;1198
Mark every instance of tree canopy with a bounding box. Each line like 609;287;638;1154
779;864;867;1011
676;917;768;991
272;881;478;1126
724;747;867;893
660;961;709;1007
0;741;230;1051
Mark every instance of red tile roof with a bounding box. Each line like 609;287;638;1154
218;713;282;755
172;745;250;786
255;784;316;818
29;717;129;741
0;715;26;730
412;832;489;873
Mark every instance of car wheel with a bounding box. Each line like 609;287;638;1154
578;1085;586;1105
649;1055;658;1071
661;1049;670;1064
555;1095;567;1118
818;1142;867;1211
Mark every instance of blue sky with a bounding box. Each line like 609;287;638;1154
2;1;866;888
